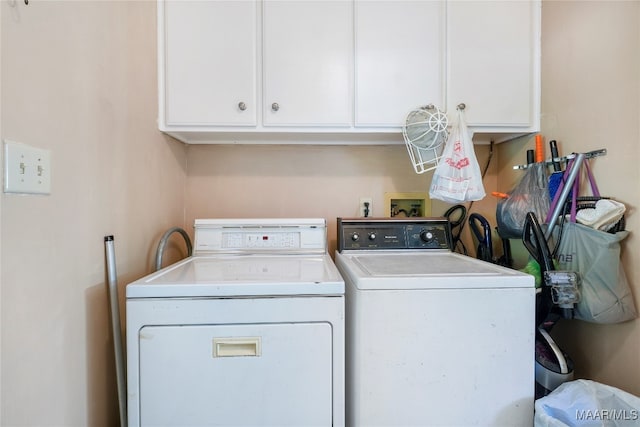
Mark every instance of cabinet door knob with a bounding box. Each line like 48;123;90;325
238;102;247;111
271;102;280;112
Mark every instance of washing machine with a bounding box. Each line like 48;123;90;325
126;218;344;427
335;217;535;427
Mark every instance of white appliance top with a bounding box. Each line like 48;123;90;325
127;218;344;298
336;251;534;290
127;254;344;298
335;218;533;290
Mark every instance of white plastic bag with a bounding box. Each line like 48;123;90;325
429;109;486;203
535;380;640;427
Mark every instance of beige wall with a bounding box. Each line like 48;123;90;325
1;1;187;425
185;143;497;256
496;0;640;395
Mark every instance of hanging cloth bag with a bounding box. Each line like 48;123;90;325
429;109;485;203
552;160;636;324
496;161;550;239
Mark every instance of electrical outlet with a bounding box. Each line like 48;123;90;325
4;140;51;195
385;192;430;217
359;197;373;217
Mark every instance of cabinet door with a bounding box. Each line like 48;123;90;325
263;0;352;127
355;1;445;127
447;0;537;128
163;0;257;126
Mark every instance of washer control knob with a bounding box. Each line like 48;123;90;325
368;233;376;241
420;230;435;243
351;233;360;242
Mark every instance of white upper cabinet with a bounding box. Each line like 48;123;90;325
161;0;258;127
447;0;539;132
263;1;352;127
158;0;540;144
354;1;445;127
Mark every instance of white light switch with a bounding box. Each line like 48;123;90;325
4;140;51;195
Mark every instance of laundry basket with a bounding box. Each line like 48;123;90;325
535;379;640;427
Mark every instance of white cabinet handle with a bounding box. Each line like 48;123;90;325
271;102;280;112
238;102;247;111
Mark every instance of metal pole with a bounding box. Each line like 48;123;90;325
105;235;127;427
544;153;586;240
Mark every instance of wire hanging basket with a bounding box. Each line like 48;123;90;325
402;104;449;174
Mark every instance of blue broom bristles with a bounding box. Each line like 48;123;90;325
549;171;572;201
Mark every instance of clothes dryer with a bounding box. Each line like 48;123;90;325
127;218;344;427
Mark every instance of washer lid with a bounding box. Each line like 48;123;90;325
336;251;534;289
127;254;344;298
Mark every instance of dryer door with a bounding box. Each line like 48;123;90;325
138;322;332;426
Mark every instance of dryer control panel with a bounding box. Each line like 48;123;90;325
193;218;327;254
337;218;452;251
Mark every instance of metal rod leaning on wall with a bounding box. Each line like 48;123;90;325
105;236;128;427
544;153;586;240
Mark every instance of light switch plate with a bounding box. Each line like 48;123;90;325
4;140;52;195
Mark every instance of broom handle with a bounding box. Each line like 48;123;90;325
544;153;586;240
535;134;544;163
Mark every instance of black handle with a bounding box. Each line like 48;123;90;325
522;212;554;273
469;213;493;262
526;149;535;165
444;204;466;228
550;140;561;172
